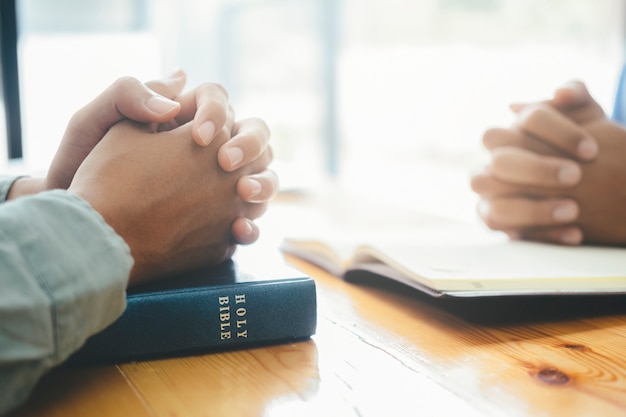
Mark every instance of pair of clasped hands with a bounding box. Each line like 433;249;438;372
472;80;626;247
8;70;278;285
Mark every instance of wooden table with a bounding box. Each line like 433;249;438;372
9;250;626;417
8;191;626;416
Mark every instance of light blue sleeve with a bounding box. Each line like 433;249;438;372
0;175;20;202
0;176;133;415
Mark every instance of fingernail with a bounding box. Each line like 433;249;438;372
242;218;254;237
506;230;520;240
560;229;583;245
477;200;491;218
198;121;216;146
245;178;262;199
577;137;598;159
146;95;179;115
165;68;184;80
225;147;244;168
558;164;581;185
552;203;578;222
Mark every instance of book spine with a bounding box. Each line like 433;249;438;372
67;278;317;364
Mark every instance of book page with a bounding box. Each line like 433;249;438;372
358;228;626;294
278;189;626;295
278;190;468;278
280;238;354;277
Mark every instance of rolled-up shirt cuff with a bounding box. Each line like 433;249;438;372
0;175;23;202
0;189;133;363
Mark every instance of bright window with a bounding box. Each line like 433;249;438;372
336;0;625;221
4;0;624;222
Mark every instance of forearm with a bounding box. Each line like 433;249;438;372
0;189;133;414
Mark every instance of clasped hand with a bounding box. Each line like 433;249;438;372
9;70;279;285
472;81;626;246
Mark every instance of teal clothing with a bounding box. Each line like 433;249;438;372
0;176;133;414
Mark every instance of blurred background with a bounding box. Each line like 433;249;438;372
1;0;624;222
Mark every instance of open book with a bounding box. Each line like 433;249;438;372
280;204;626;298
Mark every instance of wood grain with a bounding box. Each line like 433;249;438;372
9;254;626;417
300;256;626;416
8;366;151;417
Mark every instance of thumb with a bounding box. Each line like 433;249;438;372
48;73;185;190
145;68;187;102
550;80;591;110
509;80;592;114
108;71;187;125
83;75;182;135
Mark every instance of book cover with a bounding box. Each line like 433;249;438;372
67;251;317;365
